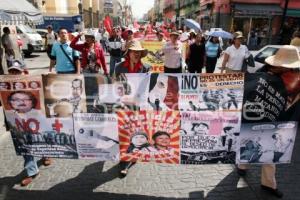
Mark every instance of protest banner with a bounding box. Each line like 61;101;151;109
0;73;298;165
117;110;180;163
180;111;241;164
73;113;119;160
237;122;297;164
141;41;164;73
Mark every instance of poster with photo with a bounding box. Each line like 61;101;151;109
237;122;297;164
7;115;77;158
42;74;87;118
196;73;244;112
73;113;119;160
117;110;180;164
141;41;164;73
0;75;45;114
91;73;149;113
180;111;241;164
143;73;180;111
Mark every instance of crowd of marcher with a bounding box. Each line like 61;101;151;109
0;23;300;199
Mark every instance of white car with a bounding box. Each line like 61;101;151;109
216;45;299;73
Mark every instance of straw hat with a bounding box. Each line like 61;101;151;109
170;31;180;37
265;45;300;69
233;31;243;39
125;40;148;58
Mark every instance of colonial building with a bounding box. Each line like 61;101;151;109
199;0;300;45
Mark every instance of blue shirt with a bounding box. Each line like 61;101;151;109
205;41;219;58
51;41;79;72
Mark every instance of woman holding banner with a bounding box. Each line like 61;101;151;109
114;40;149;74
238;45;300;198
116;40;149;177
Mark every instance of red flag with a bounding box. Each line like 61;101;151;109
103;16;113;36
133;20;140;29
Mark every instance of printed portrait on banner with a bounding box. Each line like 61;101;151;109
144;73;180;111
237;122;297;164
117;110;180;164
180;111;241;164
73;113;119;160
91;73;149;113
42;74;86;118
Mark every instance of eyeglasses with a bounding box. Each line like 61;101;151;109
11;98;31;102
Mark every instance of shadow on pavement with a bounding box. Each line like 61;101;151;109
0;161;204;200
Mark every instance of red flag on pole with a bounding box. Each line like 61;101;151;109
103;16;113;35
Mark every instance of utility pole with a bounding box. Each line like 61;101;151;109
176;0;180;29
279;0;290;44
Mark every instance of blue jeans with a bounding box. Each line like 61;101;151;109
23;155;39;177
109;56;121;76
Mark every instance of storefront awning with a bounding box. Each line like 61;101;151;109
234;4;282;16
286;9;300;17
0;0;43;25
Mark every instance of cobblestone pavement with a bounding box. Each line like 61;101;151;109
0;127;299;200
0;53;299;200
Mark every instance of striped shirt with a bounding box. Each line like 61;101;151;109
205;41;219;58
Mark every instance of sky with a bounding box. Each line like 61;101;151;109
128;0;155;19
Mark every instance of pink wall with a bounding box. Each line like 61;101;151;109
281;0;300;9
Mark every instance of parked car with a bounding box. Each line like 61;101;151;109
216;45;300;73
35;28;48;51
15;25;44;56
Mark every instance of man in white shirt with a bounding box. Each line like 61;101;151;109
162;32;182;73
45;25;57;59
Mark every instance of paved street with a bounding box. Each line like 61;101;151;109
0;53;300;200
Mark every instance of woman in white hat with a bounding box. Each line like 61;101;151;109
238;45;300;198
114;40;149;74
221;31;250;73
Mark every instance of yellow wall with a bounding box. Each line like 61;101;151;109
68;0;80;14
83;0;92;10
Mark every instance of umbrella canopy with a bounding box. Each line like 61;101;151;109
207;30;233;39
0;0;43;25
183;19;201;32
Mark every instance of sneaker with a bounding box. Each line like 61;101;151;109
42;157;52;166
20;173;39;187
236;167;247;176
261;185;283;198
119;169;128;178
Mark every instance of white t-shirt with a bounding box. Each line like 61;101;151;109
224;45;249;70
46;31;56;45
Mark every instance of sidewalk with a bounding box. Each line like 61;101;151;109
0;127;299;200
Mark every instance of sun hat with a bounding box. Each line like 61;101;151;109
233;31;244;39
125;40;148;58
265;45;300;69
189;29;196;35
8;60;26;72
170;31;180;37
84;29;95;38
